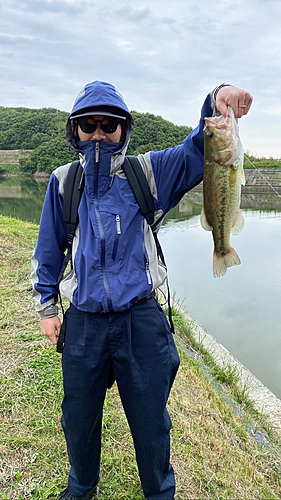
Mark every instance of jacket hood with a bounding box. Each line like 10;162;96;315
66;81;134;153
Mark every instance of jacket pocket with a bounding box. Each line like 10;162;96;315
112;214;121;261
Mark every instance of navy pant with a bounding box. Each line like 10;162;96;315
61;298;180;499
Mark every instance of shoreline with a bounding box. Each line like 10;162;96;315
178;304;281;433
1;214;281;498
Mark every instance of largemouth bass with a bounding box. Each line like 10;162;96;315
201;106;245;277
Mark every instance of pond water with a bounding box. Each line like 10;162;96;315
0;175;48;224
1;175;281;399
161;192;281;400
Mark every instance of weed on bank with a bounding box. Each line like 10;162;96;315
0;215;281;499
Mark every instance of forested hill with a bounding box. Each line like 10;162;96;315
0;106;192;174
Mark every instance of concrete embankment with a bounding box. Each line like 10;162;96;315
179;306;281;434
243;167;281;193
183;167;281;211
192;167;281;194
0;149;32;164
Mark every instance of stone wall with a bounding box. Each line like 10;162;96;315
193;168;281;194
0;150;32;164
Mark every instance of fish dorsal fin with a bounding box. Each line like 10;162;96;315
231;209;244;235
200;207;213;231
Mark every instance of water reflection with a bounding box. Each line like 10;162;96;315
0;174;49;223
0;176;281;398
160;193;281;399
163;190;281;225
1;175;281;225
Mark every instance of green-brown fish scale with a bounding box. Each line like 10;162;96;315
203;159;242;256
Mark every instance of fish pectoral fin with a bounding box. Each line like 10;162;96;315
241;168;246;186
213;247;241;278
231;209;244;236
200;207;213;231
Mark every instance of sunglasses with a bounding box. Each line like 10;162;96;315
76;116;122;134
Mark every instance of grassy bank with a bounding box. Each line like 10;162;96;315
243;155;281;169
0;214;281;500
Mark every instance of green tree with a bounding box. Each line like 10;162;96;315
127;112;192;155
21;136;78;174
1;106;280;174
2;106;195;174
0;107;68;150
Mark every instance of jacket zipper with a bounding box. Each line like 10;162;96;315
146;263;152;285
93;142;113;311
112;215;121;261
116;215;121;234
95;142;100;163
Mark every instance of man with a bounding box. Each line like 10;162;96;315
31;81;252;500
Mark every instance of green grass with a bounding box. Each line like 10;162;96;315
1;215;281;499
243;155;281;169
170;302;277;429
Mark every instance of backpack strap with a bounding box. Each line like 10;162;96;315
63;160;85;246
57;160;84;353
123;155;174;334
57;160;84;285
122;156;155;226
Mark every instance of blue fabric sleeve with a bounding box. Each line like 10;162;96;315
33;173;68;305
150;93;212;213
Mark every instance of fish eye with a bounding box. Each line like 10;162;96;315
207;132;214;138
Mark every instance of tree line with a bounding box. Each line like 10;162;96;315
1;106;279;174
0;106;193;174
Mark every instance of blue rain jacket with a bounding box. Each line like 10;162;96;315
31;81;215;318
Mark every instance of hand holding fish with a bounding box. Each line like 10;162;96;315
216;85;253;119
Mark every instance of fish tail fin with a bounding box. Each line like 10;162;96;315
213;247;241;278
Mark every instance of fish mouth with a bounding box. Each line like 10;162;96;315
203;106;242;164
204;114;230;129
204;107;238;136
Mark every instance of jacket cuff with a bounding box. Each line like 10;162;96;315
38;304;59;320
211;83;232;116
213;83;232;101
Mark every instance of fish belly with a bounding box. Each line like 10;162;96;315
202;161;242;277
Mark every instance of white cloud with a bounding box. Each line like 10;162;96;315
0;0;281;157
114;6;151;22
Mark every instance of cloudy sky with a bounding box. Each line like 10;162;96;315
1;0;280;158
